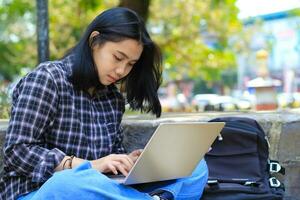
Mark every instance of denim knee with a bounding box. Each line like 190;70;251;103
191;159;208;179
38;169;79;194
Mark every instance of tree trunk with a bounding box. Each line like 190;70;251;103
36;0;49;63
119;0;150;22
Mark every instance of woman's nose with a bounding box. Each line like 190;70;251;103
115;64;126;78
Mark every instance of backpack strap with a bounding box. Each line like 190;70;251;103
207;178;260;187
207;179;220;189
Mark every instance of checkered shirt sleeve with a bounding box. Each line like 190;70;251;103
4;65;66;183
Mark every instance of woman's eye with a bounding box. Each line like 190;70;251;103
114;55;122;61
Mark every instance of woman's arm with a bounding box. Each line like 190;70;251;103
55;149;142;175
4;65;65;182
55;154;135;176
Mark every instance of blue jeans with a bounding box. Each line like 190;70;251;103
18;160;208;200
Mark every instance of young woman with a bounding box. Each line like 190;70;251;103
1;7;208;200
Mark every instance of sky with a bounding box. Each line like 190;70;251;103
236;0;300;18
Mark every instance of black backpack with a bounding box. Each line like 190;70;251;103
201;117;285;200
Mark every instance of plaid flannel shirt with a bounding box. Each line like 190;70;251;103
0;56;126;200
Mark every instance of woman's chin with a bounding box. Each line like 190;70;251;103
100;80;114;86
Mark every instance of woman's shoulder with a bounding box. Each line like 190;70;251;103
35;58;71;81
13;58;71;95
26;56;75;89
11;62;61;102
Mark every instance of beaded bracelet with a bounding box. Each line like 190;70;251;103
62;155;75;170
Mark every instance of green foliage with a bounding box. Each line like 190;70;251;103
0;0;119;81
48;0;119;59
149;0;242;83
0;84;10;119
193;78;215;94
221;68;237;89
289;8;300;16
0;0;36;81
0;0;241;86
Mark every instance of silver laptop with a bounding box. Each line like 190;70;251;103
108;122;225;185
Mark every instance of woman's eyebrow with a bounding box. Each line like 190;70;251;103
117;50;128;58
117;50;138;62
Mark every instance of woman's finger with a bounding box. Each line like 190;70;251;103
114;163;128;176
130;149;143;157
124;154;135;166
128;149;143;162
107;163;118;175
113;155;133;171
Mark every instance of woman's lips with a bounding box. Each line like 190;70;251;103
107;75;117;82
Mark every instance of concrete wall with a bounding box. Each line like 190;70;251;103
1;111;300;199
0;120;6;175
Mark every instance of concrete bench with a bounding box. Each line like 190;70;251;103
1;111;300;200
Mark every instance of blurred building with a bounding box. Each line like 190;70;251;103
237;10;300;93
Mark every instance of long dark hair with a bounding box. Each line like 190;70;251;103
66;7;162;117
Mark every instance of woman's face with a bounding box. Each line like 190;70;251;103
91;35;143;86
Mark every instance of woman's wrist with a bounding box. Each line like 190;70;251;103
55;156;86;172
62;155;75;170
71;156;85;168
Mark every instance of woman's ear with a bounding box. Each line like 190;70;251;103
89;31;100;47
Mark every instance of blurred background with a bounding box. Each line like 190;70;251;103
0;0;300;117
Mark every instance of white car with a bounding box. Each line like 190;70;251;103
191;94;219;112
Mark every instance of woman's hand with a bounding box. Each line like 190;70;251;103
90;150;143;176
128;149;143;163
91;154;134;176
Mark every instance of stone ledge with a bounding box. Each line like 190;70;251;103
1;111;300;200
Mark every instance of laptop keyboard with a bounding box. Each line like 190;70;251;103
106;174;126;183
106;174;126;179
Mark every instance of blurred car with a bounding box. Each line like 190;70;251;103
191;94;219;112
159;89;189;112
214;96;239;111
236;97;253;110
277;93;295;108
277;92;300;109
292;92;300;108
159;96;180;112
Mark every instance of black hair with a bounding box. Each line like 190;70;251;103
66;7;162;117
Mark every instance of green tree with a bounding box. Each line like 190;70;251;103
48;0;119;60
0;0;36;81
0;0;119;81
148;0;242;83
1;0;241;85
49;0;150;59
118;0;150;21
